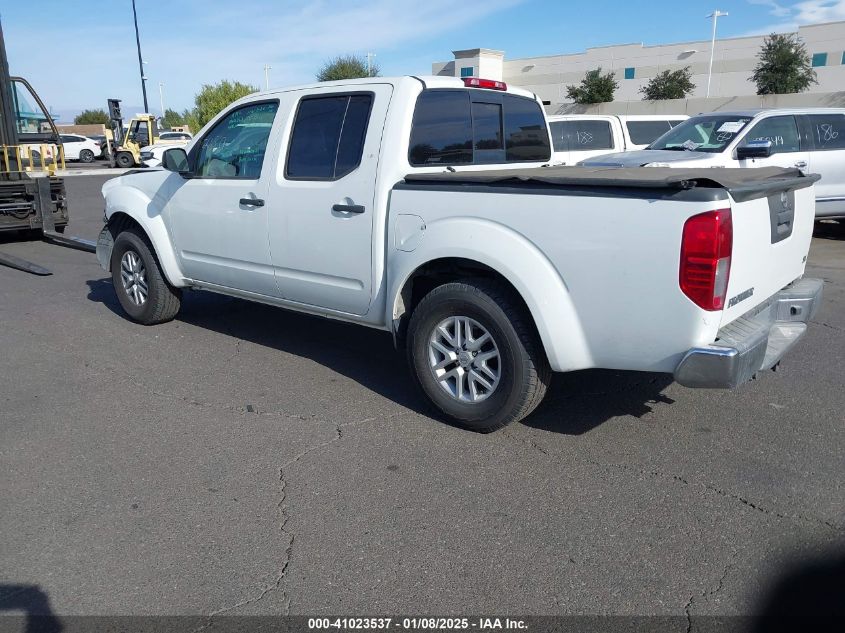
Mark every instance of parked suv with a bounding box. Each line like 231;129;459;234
547;114;687;165
579;108;845;218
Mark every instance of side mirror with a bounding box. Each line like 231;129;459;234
736;139;772;160
162;147;190;175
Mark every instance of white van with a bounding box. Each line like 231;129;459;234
547;114;688;165
579;108;845;218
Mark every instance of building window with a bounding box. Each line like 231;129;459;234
812;53;827;67
460;66;474;78
624;67;635;79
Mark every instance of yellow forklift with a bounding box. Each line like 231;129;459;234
104;99;160;168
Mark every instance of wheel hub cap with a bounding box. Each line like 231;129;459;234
428;316;501;403
120;250;148;306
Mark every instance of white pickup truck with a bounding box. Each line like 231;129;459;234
96;76;823;432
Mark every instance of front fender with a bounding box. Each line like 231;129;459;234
387;217;592;372
101;176;186;287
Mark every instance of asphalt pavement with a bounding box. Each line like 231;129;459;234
1;175;843;625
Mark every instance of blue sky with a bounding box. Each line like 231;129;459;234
3;0;844;122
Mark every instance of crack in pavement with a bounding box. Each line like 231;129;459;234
685;564;731;632
192;412;400;628
502;432;844;534
810;320;844;333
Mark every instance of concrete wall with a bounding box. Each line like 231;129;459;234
547;90;845;116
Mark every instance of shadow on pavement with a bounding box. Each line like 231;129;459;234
753;547;845;630
0;584;62;632
87;278;677;435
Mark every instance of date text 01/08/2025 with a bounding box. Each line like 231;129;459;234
307;617;528;630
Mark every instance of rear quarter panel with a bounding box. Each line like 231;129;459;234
388;186;727;373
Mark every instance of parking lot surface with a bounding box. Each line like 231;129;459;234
1;175;843;621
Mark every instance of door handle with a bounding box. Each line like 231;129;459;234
794;161;807;169
240;198;264;207
332;203;365;214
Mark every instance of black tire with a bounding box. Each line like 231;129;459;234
406;279;551;433
79;149;95;163
115;152;135;168
110;228;181;325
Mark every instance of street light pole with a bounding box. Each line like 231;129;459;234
706;10;728;98
132;0;149;112
264;65;271;90
159;82;165;117
366;52;376;77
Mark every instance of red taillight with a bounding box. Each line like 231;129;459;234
462;77;507;91
680;209;733;311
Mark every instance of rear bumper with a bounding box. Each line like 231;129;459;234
674;277;823;388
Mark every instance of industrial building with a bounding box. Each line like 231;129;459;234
433;20;845;110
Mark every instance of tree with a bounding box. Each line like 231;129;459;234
751;33;817;95
74;109;110;125
640;67;695;100
565;68;618;104
316;54;380;82
192;80;258;129
161;108;185;129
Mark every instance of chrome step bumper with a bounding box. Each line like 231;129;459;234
674;278;823;389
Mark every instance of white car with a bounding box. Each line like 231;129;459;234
95;76;821;432
547;114;688;165
158;131;193;143
579;108;845;218
140;141;189;168
59;134;101;163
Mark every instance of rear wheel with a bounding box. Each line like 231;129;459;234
110;229;181;324
406;279;551;432
79;149;95;163
115;152;135;168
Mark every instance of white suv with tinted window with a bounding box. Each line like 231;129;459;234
579;108;845;218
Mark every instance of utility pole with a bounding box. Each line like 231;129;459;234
158;82;165;117
132;0;149;112
706;10;728;98
366;52;376;77
264;64;271;90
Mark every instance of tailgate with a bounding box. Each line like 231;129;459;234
720;183;816;327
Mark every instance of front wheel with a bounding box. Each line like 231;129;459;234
406;279;551;432
115;152;135;168
110;229;181;324
79;149;95;163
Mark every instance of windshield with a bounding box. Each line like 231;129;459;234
648;115;753;153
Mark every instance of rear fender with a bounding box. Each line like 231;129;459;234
388;217;592;372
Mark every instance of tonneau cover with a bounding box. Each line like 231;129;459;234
403;166;820;202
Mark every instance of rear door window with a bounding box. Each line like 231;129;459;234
549;120;614;153
286;93;374;180
804;113;845;150
626;120;676;145
409;90;549;165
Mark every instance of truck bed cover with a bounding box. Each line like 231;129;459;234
402;166;819;202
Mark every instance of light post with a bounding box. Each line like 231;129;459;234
159;82;165;117
366;52;376;77
131;0;149;112
706;10;728;98
264;64;271;90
